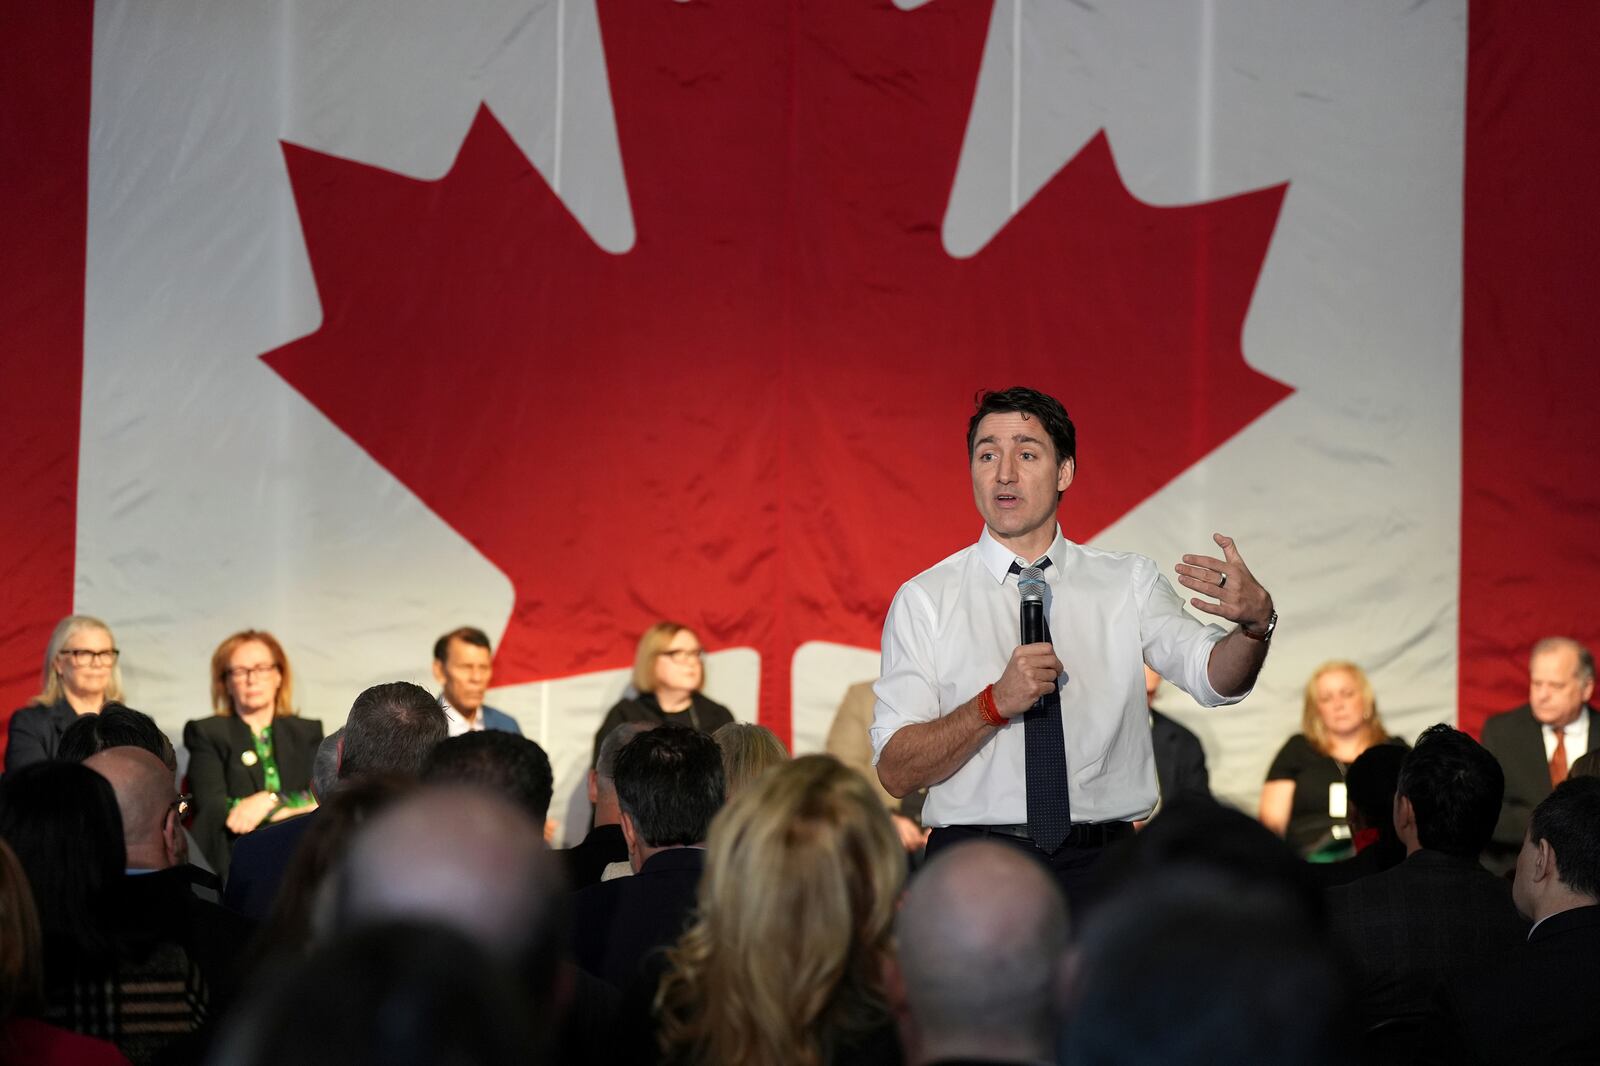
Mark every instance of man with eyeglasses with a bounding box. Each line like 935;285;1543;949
432;627;523;737
83;746;252;1045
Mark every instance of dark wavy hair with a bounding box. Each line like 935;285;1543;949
613;726;725;848
57;702;175;769
1530;777;1600;898
1396;724;1504;859
422;732;554;824
965;387;1077;465
0;761;125;983
341;682;448;780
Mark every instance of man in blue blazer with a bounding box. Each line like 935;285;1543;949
433;627;522;736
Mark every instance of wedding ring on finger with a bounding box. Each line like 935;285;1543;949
1217;572;1228;589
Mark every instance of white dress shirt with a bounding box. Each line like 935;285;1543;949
1543;713;1589;762
441;697;486;738
871;526;1247;826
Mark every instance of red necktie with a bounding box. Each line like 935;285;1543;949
1550;728;1568;788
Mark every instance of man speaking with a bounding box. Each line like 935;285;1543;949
872;387;1277;900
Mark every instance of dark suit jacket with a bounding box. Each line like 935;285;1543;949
182;714;322;881
4;699;78;772
479;704;523;734
1480;704;1598;871
1150;709;1210;806
592;693;734;764
116;865;254;1009
571;847;704;988
1439;904;1600;1064
1326;849;1528;1026
222;808;319;922
561;822;629;891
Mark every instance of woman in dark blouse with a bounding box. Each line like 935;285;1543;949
5;615;127;773
593;622;734;763
183;630;321;879
1260;659;1401;859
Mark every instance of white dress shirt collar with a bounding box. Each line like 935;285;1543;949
976;524;1066;584
1543;711;1590;761
440;696;484;738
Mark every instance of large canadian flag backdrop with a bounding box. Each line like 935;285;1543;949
4;1;1597;837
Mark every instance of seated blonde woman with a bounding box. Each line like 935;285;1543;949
654;755;904;1066
1260;660;1404;860
6;615;126;772
710;722;788;801
593;622;734;764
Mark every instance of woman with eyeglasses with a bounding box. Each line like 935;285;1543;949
593;622;735;764
183;630;322;879
5;615;127;773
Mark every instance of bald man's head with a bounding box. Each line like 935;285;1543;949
336;786;567;1000
85;745;184;870
895;841;1069;1063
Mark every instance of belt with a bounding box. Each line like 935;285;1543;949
949;821;1133;849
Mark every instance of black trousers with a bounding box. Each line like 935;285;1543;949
925;822;1134;912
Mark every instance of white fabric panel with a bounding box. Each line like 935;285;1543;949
78;0;1465;830
945;0;1465;808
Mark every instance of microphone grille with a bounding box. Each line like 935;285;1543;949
1018;566;1047;602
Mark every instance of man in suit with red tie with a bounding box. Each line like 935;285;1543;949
1480;638;1597;874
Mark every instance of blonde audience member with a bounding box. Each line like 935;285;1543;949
655;755;904;1066
1260;660;1400;859
711;722;788;801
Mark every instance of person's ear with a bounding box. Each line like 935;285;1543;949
1056;456;1075;493
587;769;599;807
620;810;637;851
163;806;186;866
430;659;447;687
1392;792;1414;838
1535;838;1557;885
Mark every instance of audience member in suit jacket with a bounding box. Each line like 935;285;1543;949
224;682;446;920
83;747;253;1006
1327;725;1526;1030
1439;777;1600;1064
431;626;524;737
569;726;724;988
561;722;648;890
1479;638;1597;873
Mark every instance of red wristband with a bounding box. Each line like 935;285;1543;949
977;684;1007;727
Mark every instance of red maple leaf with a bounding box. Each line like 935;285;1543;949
262;0;1291;740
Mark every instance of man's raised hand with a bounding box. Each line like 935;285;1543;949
1175;533;1274;633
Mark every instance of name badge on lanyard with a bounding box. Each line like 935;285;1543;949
1328;782;1347;819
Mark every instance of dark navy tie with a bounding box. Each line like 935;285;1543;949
1010;558;1070;852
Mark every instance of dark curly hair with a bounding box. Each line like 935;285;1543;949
966;387;1076;466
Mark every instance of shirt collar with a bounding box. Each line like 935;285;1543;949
1544;713;1590;744
977;524;1067;584
439;696;481;731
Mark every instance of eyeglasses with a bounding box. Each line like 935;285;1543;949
58;648;119;666
224;664;280;682
657;649;705;664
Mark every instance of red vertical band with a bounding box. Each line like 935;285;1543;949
0;2;94;754
1461;3;1600;734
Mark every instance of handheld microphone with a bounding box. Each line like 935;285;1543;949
1019;566;1047;645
